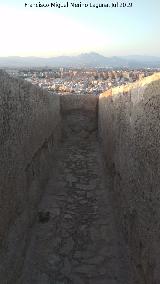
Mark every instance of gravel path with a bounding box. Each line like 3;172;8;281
20;111;130;284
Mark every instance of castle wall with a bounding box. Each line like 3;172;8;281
60;94;98;112
60;95;98;140
0;71;61;282
1;69;160;283
99;73;160;283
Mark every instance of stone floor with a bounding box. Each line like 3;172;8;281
20;116;130;284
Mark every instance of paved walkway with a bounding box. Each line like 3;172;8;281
20;111;130;284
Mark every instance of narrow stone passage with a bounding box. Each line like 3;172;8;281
20;111;130;284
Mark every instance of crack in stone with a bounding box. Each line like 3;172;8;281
20;112;131;284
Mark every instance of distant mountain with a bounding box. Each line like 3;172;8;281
0;53;160;68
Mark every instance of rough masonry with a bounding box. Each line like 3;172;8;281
19;95;130;284
99;73;160;283
0;71;160;283
0;71;61;282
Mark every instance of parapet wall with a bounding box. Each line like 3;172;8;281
1;69;160;283
0;71;61;282
0;75;98;283
60;95;98;140
60;94;98;113
99;73;160;284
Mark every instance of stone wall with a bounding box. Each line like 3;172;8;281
99;73;160;284
0;71;61;283
60;94;98;113
60;95;98;141
1;69;160;283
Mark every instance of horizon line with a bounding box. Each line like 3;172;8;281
0;53;160;58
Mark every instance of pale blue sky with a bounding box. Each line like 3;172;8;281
0;0;160;57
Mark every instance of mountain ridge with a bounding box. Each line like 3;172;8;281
0;52;160;68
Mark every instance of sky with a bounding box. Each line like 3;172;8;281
0;0;160;57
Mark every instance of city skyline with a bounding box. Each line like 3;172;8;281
0;0;160;57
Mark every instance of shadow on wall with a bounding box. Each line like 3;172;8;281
0;71;61;283
0;73;98;284
99;73;160;284
60;94;98;141
1;69;160;284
